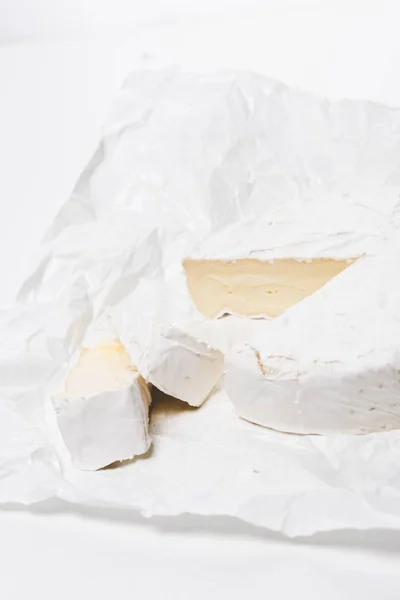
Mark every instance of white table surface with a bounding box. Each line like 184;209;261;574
1;4;400;597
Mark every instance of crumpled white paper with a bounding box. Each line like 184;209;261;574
3;68;400;537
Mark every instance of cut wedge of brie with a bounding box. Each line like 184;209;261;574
54;341;151;470
114;316;224;407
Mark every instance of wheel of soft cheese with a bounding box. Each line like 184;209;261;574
224;251;400;434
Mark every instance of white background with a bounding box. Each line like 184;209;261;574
1;1;400;598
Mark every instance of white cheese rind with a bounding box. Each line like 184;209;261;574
224;252;400;434
137;324;223;407
110;288;224;407
189;202;392;262
118;318;224;407
54;375;151;471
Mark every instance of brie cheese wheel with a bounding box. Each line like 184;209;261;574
224;251;400;434
184;207;387;319
117;319;224;407
54;341;151;470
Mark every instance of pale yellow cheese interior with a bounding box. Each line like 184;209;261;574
184;258;356;319
65;340;137;399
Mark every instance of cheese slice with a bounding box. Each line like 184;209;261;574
184;209;386;319
224;250;400;434
54;340;151;470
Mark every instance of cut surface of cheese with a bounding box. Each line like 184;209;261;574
184;208;387;319
64;340;137;398
224;251;400;434
54;341;151;470
184;257;355;318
